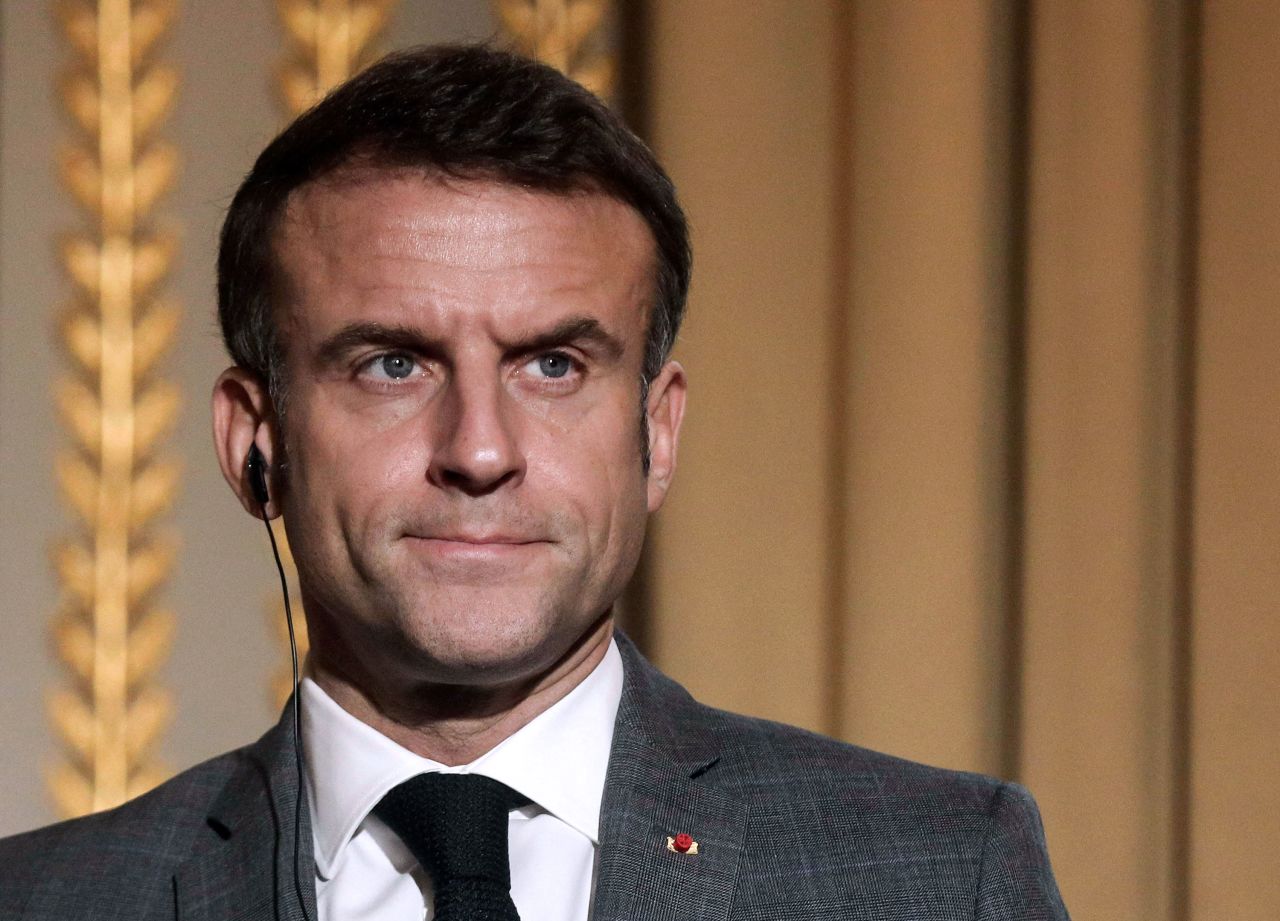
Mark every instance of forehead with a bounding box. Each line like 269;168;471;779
272;171;656;335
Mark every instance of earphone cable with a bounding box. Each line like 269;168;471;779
257;504;315;921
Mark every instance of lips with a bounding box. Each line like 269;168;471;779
403;533;549;563
420;534;538;545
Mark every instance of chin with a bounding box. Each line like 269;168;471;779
392;596;589;687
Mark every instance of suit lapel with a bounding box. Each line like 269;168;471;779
174;706;318;921
592;636;747;921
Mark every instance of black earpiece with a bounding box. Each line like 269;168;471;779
246;443;270;506
244;439;310;921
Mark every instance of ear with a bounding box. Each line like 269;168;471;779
645;359;687;513
211;367;283;519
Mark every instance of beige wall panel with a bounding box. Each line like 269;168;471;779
1020;3;1178;919
841;1;1010;773
0;0;74;839
1190;4;1280;918
646;0;838;731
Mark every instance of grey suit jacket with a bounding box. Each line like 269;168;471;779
0;635;1068;919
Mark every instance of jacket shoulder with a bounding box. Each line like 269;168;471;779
708;704;1004;810
617;631;1005;816
694;705;1067;918
0;747;246;918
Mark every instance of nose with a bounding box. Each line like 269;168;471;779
427;370;525;496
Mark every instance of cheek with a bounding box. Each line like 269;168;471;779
286;396;430;522
530;394;647;537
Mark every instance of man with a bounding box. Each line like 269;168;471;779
0;45;1068;920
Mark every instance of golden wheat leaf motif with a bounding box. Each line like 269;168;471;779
570;57;613;100
497;0;607;59
345;1;396;55
132;382;180;458
133;145;178;216
52;540;97;610
52;0;182;817
59;308;102;375
59;146;103;218
125;537;178;609
59;235;104;300
278;66;318;117
56;452;101;529
131;300;180;381
129;0;177;69
49;688;96;765
59;70;101;137
128;460;179;533
55;379;103;460
131;234;177;301
563;0;605;45
276;0;398;115
52;616;96;686
132;65;179;143
311;9;349;61
124;686;171;761
55;1;99;60
48;762;95;820
494;0;615;101
125;764;168;801
124;610;174;686
277;0;319;46
495;0;534;32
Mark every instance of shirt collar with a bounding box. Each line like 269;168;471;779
302;638;623;880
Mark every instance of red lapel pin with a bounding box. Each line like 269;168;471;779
666;832;698;854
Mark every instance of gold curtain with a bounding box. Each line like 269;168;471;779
641;2;1279;919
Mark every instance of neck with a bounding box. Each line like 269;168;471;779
308;617;614;765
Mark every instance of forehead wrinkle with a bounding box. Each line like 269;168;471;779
272;175;657;350
287;173;653;268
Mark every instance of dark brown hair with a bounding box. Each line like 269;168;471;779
217;44;690;404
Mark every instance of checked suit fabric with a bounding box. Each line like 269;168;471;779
0;633;1070;920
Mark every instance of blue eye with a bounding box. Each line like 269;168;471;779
536;353;572;379
375;353;417;380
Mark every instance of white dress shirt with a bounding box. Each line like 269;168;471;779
301;639;623;921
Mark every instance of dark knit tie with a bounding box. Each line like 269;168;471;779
374;773;528;921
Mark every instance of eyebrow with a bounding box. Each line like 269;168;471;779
506;315;626;362
313;314;627;366
314;322;438;366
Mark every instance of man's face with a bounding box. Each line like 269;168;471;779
268;172;680;688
